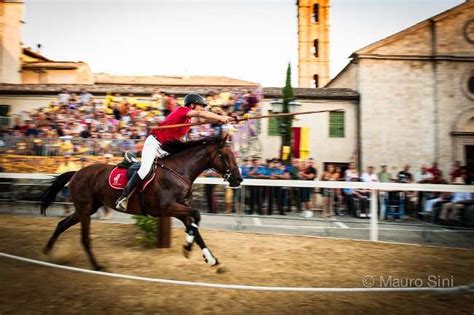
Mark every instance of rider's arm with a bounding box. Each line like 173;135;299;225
187;110;232;124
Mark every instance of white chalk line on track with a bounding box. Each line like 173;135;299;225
1;252;473;294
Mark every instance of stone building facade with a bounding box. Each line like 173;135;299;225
327;1;474;175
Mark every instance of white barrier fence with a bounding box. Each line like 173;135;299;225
1;173;473;242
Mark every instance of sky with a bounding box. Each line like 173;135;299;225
22;0;464;87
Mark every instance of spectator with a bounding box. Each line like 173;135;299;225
320;163;339;218
362;166;379;183
438;177;473;223
427;162;443;182
377;165;391;183
58;89;71;104
300;158;317;218
397;164;413;183
344;162;359;181
202;169;219;213
415;165;434;183
289;158;302;213
79;89;93;104
449;161;463;183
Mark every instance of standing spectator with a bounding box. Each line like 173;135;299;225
427;162;443;182
397;164;413;183
248;158;270;214
344;162;359;181
79;89;93;104
245;90;258;113
202;169;219;213
268;159;287;215
377;165;391;182
361;166;379;183
415;165;434;183
58;89;71;104
300;158;317;218
289;158;302;213
320;163;339;218
449;161;463;183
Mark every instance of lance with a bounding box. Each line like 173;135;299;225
152;109;345;130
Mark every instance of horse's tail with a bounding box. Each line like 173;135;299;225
40;171;77;216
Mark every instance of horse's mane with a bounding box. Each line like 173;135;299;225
161;136;221;154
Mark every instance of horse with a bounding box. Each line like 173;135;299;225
40;136;243;270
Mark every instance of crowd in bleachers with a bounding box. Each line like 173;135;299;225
0;88;260;157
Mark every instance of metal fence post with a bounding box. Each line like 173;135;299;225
370;189;379;241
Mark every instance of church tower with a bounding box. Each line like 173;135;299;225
0;0;24;84
297;0;330;88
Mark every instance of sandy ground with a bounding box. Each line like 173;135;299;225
0;214;473;314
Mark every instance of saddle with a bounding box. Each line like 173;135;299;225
108;151;156;190
117;151;141;179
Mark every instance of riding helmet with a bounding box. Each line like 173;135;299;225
184;94;208;107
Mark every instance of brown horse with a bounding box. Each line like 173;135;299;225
40;136;242;270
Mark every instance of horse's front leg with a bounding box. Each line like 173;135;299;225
170;203;219;266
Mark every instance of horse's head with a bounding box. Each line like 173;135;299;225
209;135;243;187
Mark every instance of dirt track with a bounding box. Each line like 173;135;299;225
0;215;473;314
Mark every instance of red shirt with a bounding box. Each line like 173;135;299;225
151;106;191;144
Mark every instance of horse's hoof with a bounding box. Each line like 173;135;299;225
211;258;220;267
42;247;51;255
182;246;191;259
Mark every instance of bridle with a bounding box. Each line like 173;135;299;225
209;141;233;182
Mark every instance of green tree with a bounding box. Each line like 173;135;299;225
281;63;294;161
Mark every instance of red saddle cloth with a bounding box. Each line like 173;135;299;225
108;167;128;190
108;167;156;190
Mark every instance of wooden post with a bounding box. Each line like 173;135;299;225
156;217;171;248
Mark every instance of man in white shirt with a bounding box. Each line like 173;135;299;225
361;166;379;183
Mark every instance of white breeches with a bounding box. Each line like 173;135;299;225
137;135;169;179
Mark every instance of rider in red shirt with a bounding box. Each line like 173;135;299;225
116;94;232;211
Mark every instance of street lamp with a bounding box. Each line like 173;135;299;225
270;99;301;161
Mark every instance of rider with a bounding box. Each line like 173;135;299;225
115;93;233;211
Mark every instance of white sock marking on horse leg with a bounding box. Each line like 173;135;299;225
202;248;217;266
185;233;195;244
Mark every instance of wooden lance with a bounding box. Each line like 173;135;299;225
152;109;345;130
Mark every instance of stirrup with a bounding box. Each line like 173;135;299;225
116;197;128;211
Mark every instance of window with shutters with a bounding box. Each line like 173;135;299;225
268;117;280;136
329;111;345;138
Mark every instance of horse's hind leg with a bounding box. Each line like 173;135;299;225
43;212;80;255
77;203;103;271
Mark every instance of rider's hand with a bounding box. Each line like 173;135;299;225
220;116;233;124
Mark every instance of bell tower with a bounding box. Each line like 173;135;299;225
0;0;24;84
297;0;330;88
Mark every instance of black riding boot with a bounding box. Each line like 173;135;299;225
116;172;143;211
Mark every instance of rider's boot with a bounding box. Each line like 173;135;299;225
116;172;143;211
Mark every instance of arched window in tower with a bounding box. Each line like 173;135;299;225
313;74;319;88
312;3;319;23
313;39;319;57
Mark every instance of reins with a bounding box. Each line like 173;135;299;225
155;159;190;185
